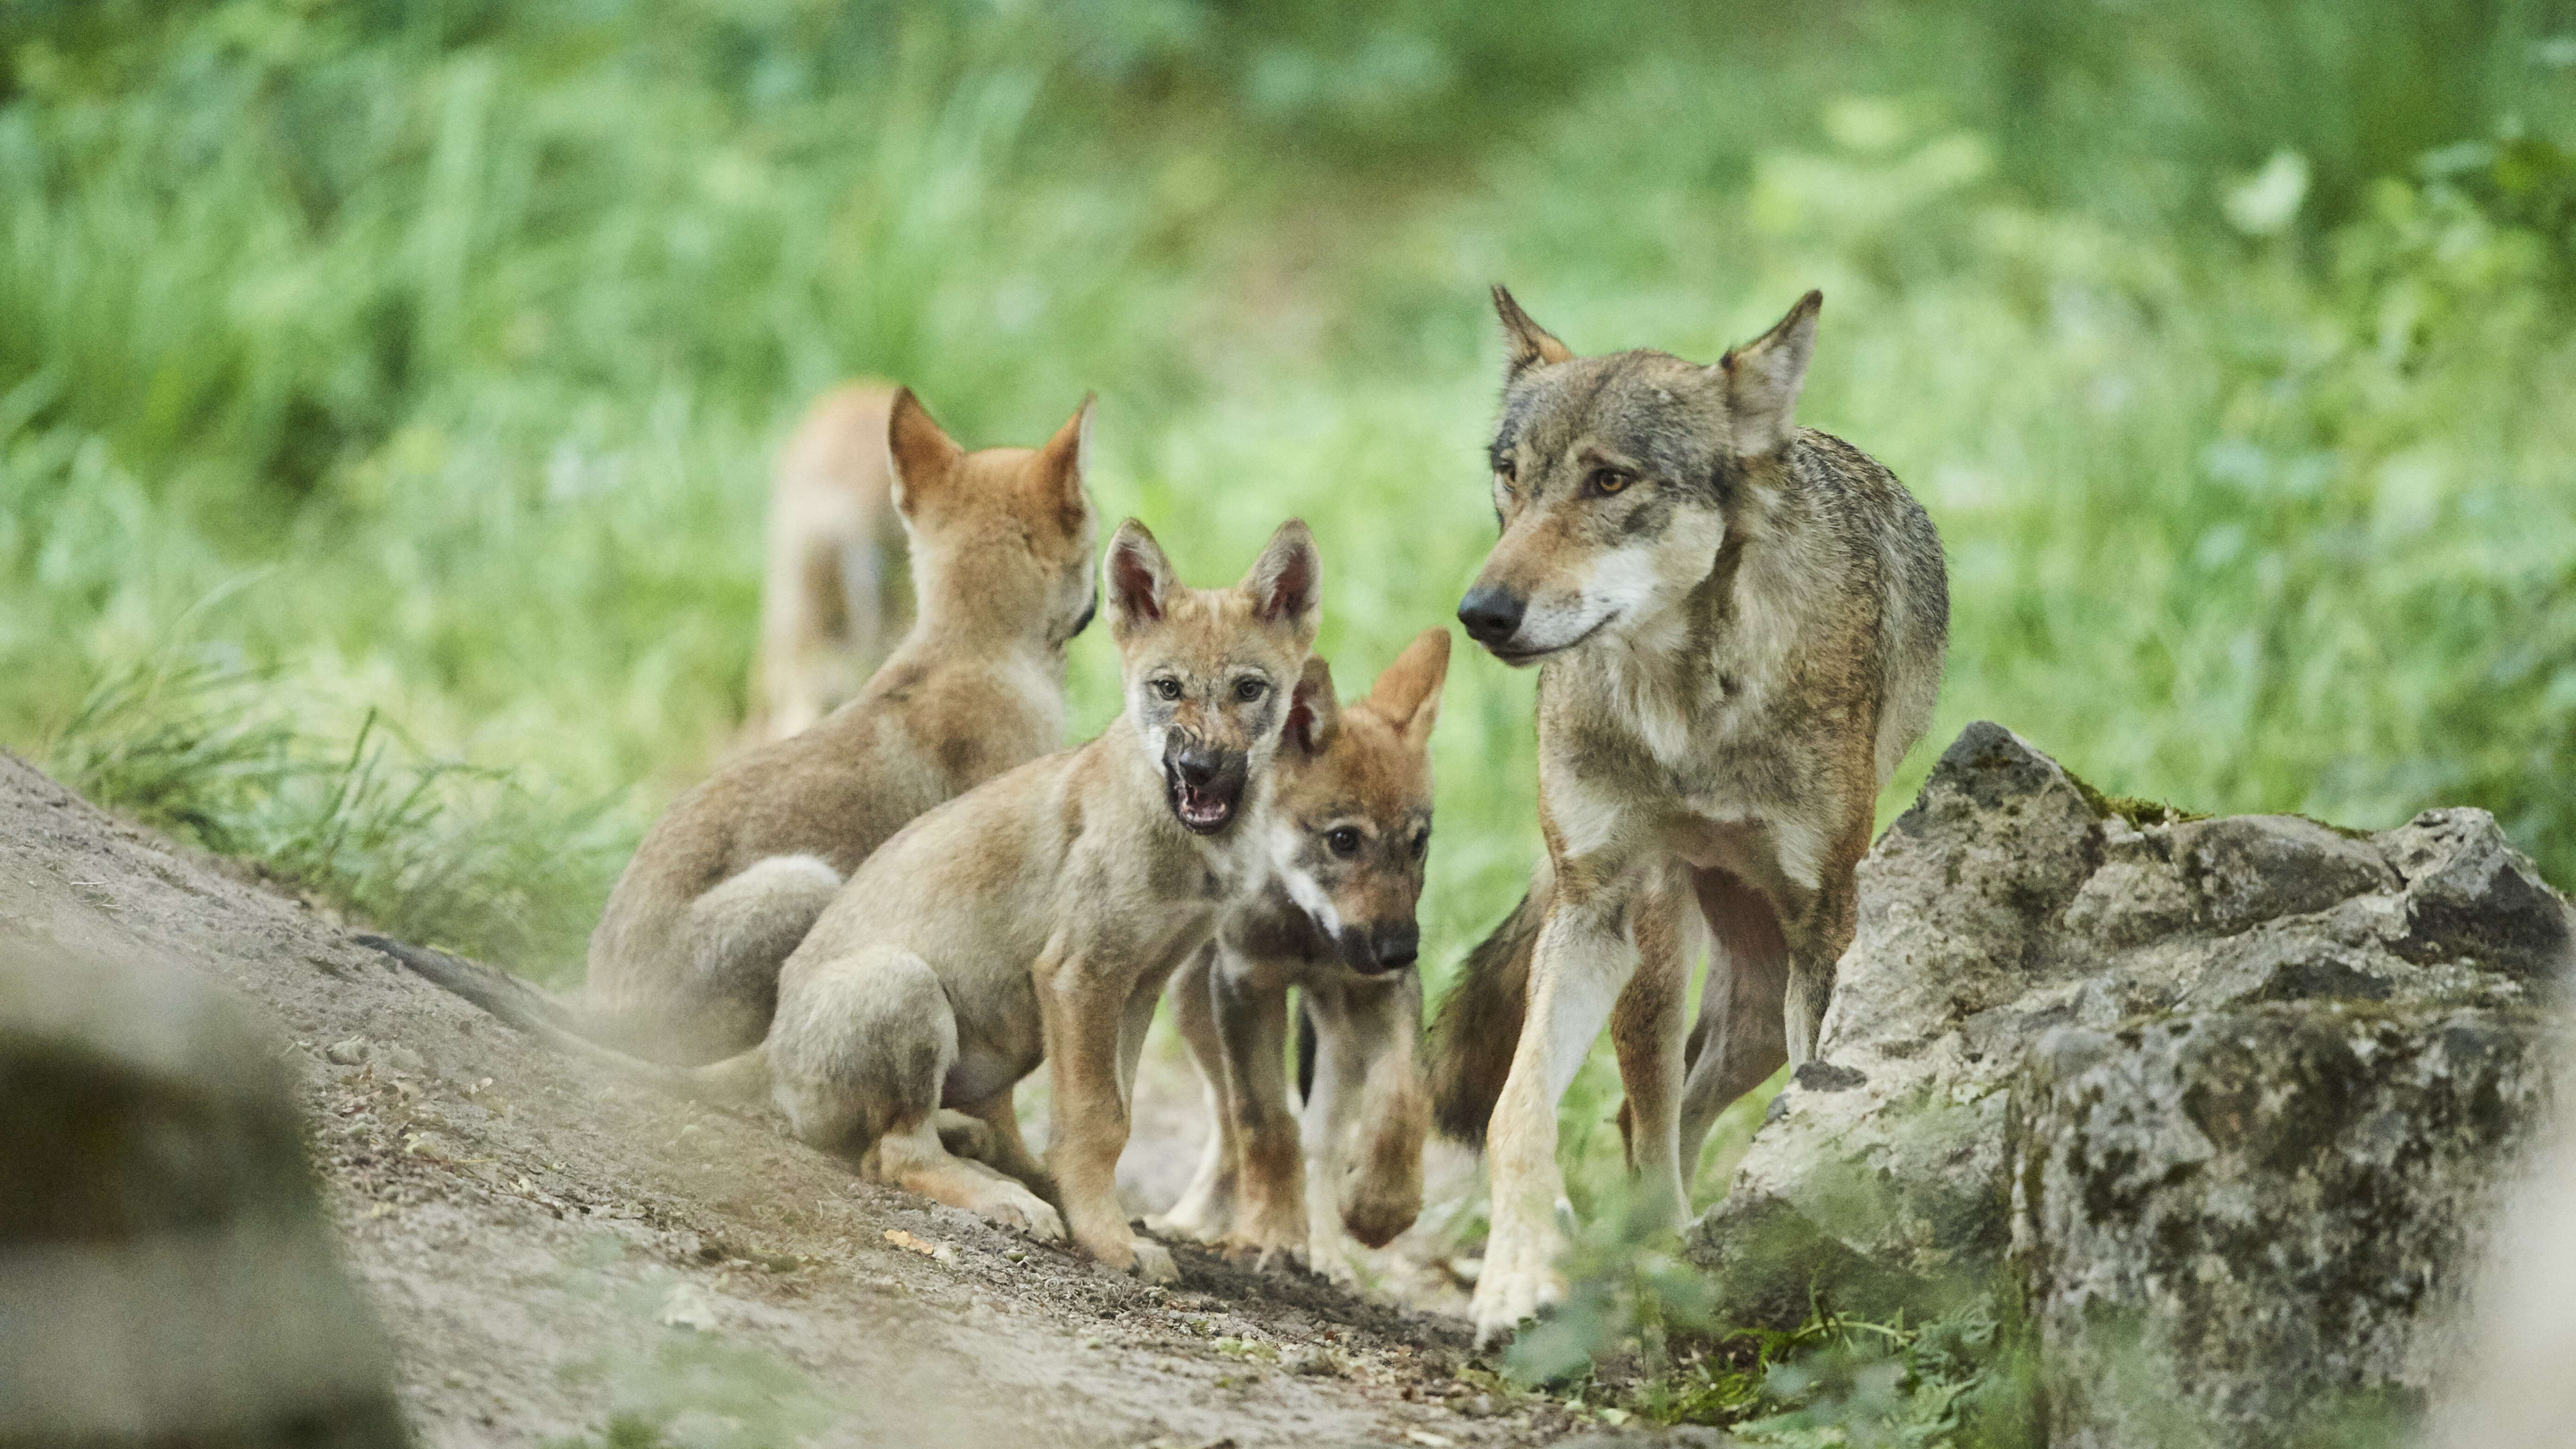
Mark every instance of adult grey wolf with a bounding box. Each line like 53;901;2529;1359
1428;287;1948;1343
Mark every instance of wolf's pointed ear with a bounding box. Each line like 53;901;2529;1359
1715;290;1821;458
1493;284;1574;378
887;386;965;517
1285;656;1340;757
1368;627;1452;747
1240;519;1322;641
1027;393;1095;534
1106;519;1177;638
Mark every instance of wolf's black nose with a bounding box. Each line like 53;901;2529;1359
1173;747;1225;786
1456;586;1525;645
1373;922;1419;970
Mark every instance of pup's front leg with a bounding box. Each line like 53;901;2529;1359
1037;949;1179;1283
1211;960;1304;1267
1146;947;1238;1242
1471;878;1641;1346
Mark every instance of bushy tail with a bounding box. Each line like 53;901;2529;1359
1426;871;1550;1147
355;934;766;1107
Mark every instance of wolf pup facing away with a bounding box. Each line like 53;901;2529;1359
751;382;915;743
712;518;1322;1279
1147;629;1450;1277
372;390;1099;1065
1432;288;1948;1343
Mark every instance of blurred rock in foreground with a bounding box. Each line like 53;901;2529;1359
1687;721;2571;1448
0;918;409;1448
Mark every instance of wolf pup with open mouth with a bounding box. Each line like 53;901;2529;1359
654;518;1324;1279
1430;288;1949;1344
1148;629;1450;1278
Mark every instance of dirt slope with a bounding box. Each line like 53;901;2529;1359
2;751;1596;1448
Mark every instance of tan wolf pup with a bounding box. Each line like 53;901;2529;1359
370;390;1100;1065
706;517;1323;1280
1430;288;1949;1343
749;382;916;743
1146;629;1450;1277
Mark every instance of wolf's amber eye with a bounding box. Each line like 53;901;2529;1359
1587;469;1633;496
1326;826;1362;857
1234;678;1268;702
1153;678;1183;700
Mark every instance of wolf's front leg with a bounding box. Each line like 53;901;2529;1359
1470;883;1640;1346
1036;949;1178;1283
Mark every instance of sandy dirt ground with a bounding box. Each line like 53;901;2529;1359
1;750;1649;1448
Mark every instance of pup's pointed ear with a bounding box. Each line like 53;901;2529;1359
1493;284;1574;378
1105;519;1177;638
1027;393;1095;534
1367;627;1452;746
1240;519;1322;640
1715;290;1821;458
887;386;965;517
1284;656;1340;757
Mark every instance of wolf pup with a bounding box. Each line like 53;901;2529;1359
701;518;1322;1279
374;390;1099;1065
1146;629;1450;1277
751;382;917;743
1431;288;1947;1343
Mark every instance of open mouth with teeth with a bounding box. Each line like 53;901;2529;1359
1163;761;1246;834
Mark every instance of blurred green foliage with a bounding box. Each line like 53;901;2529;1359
2;0;2573;1259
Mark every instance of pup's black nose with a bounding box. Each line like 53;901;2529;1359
1456;585;1526;645
1173;747;1226;786
1372;922;1419;970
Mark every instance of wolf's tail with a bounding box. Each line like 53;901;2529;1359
355;934;767;1107
1425;869;1550;1147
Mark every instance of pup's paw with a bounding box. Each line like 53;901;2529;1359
932;1109;998;1163
977;1182;1065;1244
1144;1197;1230;1244
1127;1237;1181;1285
1216;1232;1307;1277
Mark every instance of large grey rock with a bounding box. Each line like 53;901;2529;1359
1685;722;2570;1443
2014;1004;2546;1446
0;923;410;1447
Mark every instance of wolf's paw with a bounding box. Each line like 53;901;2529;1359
1126;1236;1181;1285
1469;1259;1566;1348
976;1181;1065;1244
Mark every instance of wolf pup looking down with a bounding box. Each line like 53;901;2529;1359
1148;628;1450;1277
696;518;1323;1280
374;391;1100;1066
1432;288;1948;1343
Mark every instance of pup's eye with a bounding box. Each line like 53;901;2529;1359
1234;678;1267;703
1325;827;1362;857
1587;469;1633;496
1494;460;1517;486
1409;829;1430;860
1152;678;1183;701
